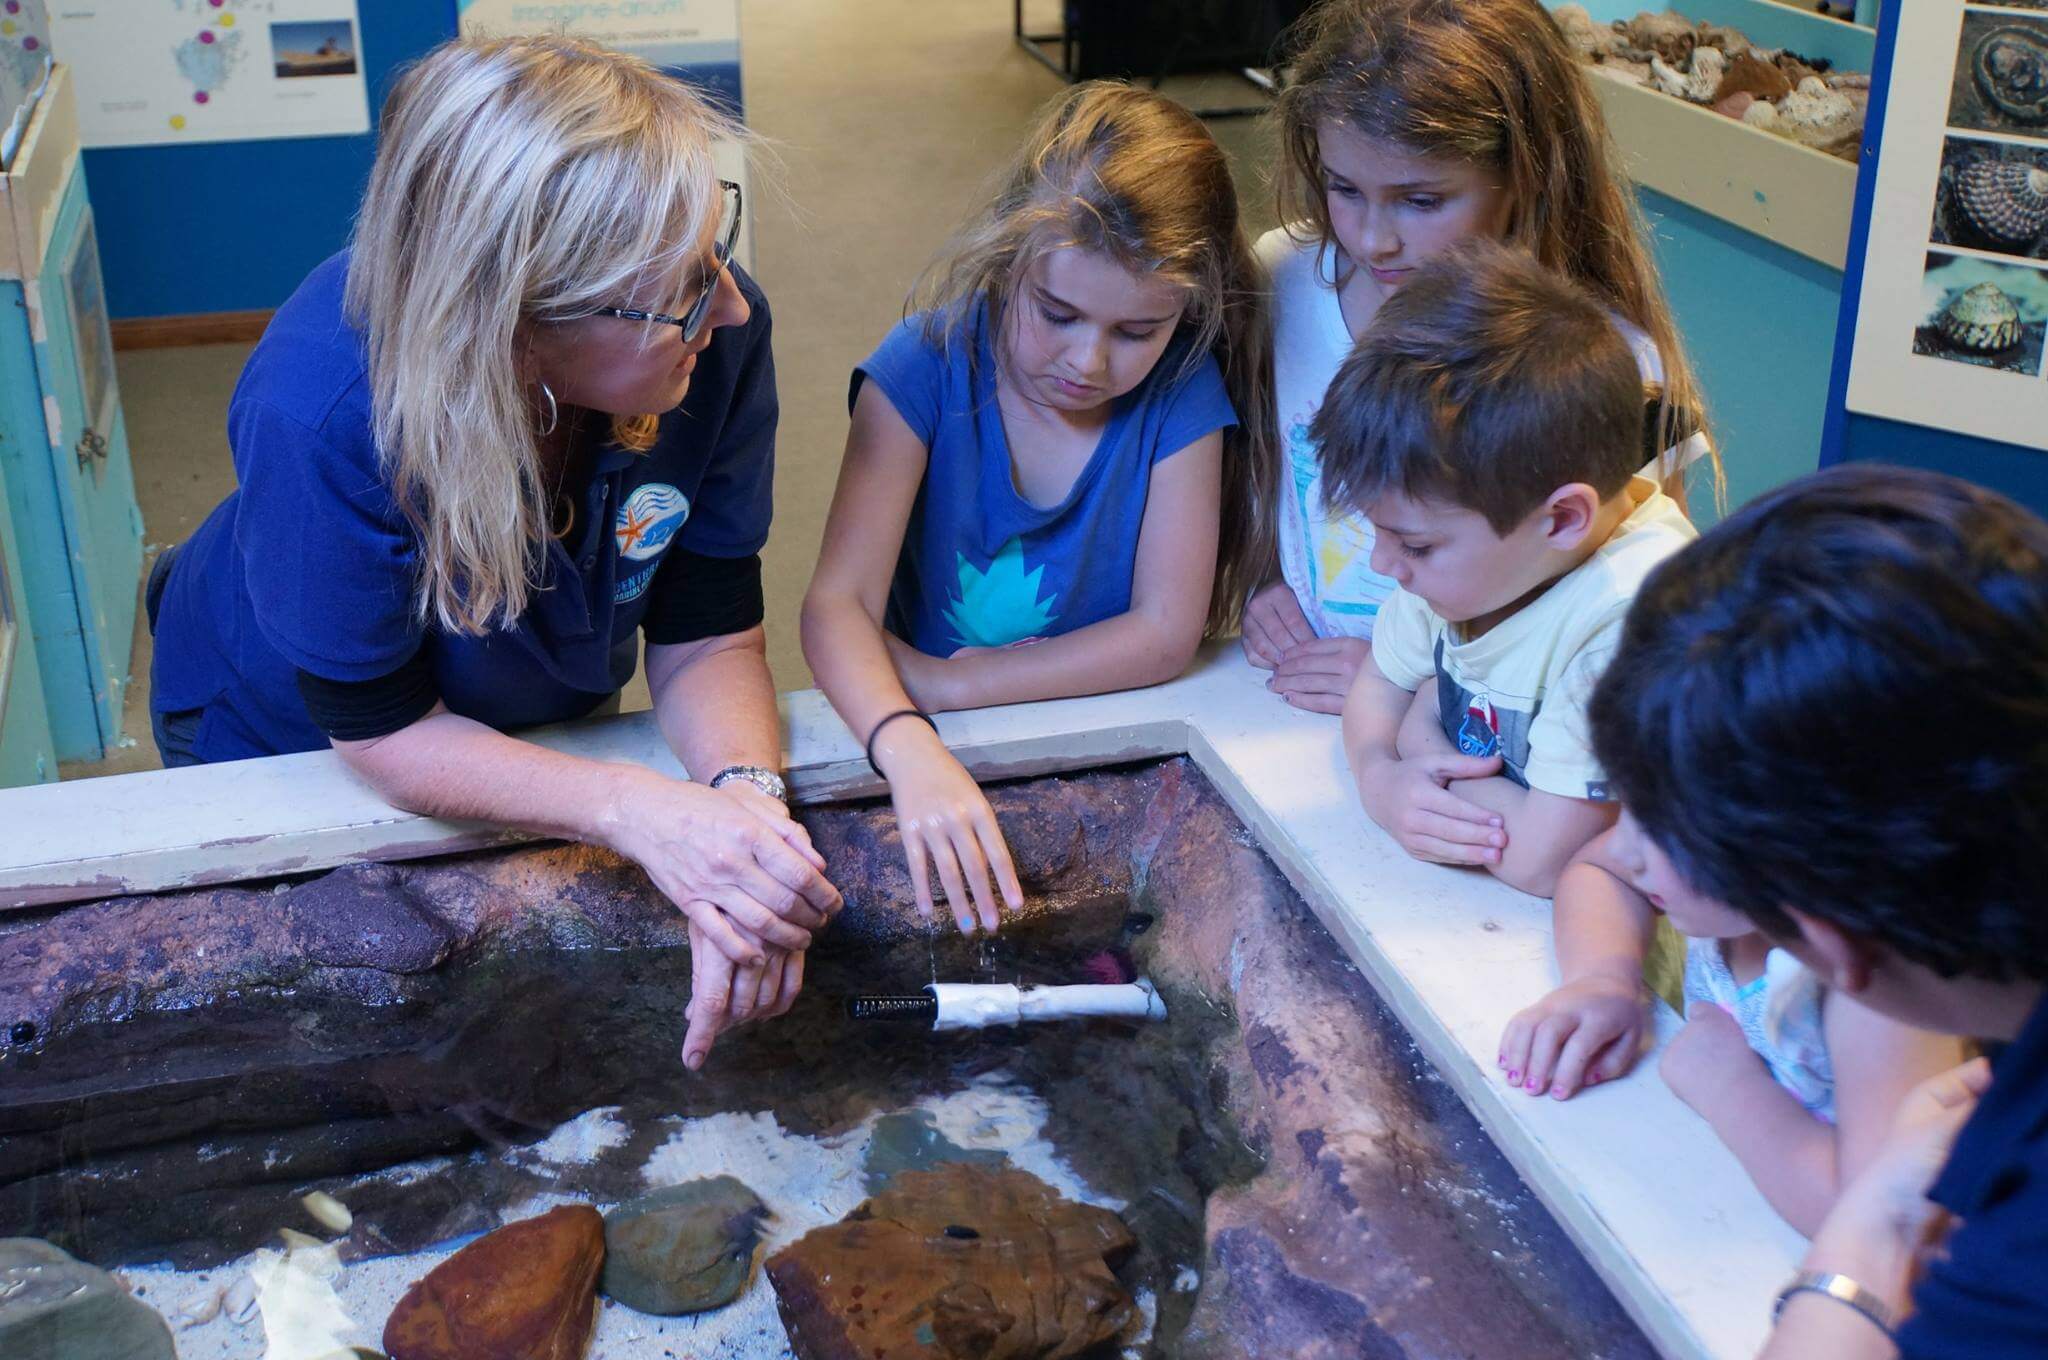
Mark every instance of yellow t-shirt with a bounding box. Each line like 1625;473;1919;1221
1371;478;1698;800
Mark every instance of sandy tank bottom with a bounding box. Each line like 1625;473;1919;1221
125;1071;1165;1360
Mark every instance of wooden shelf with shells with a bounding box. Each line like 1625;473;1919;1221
1556;3;1878;270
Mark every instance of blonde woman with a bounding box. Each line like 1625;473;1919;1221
146;36;836;1067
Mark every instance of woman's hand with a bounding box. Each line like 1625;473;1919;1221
1242;581;1315;669
681;913;806;1070
1836;1056;1993;1239
601;769;842;963
873;718;1023;934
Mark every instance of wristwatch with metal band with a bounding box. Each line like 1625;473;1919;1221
708;764;788;802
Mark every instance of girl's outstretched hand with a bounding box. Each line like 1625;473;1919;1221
872;718;1024;934
1242;581;1315;669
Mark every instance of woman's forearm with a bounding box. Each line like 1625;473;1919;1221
1760;1199;1916;1360
335;707;656;849
647;627;784;780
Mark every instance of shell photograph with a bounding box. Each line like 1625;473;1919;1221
1913;250;2048;375
1948;11;2048;139
1932;135;2048;260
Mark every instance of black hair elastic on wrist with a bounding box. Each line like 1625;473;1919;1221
866;708;938;780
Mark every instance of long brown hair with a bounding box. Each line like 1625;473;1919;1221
909;82;1277;633
1272;0;1719;504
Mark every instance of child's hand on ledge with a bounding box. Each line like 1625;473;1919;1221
1267;636;1372;715
1241;580;1314;669
1498;972;1649;1099
1660;1001;1768;1115
1356;749;1507;866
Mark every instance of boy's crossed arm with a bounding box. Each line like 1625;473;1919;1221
1346;669;1615;897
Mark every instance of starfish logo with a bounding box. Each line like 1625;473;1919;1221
942;538;1060;649
615;483;690;561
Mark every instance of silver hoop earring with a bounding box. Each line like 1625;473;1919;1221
536;380;559;437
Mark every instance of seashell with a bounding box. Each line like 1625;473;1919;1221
1615;11;1696;66
1936;282;2025;353
1648;54;1690;100
1715;91;1756;121
1955;159;2048;246
1714;50;1794;104
302;1189;354;1233
1773;78;1859;149
1681;46;1727;103
1974;27;2048;125
1553;4;1621;61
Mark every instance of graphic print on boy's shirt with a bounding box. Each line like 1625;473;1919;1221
942;536;1059;649
1432;636;1538;787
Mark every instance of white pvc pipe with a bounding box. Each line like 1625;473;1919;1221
928;979;1166;1031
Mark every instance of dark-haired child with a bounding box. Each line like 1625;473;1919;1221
1331;241;1693;898
1578;464;2047;1355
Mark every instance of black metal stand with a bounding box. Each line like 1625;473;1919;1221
1011;0;1280;120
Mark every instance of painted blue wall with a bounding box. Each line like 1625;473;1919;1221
1643;188;1842;518
91;1;459;320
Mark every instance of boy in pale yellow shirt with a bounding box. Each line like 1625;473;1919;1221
1328;242;1696;899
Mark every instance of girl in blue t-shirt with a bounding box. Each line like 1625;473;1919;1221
803;82;1274;934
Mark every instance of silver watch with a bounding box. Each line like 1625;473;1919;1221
709;764;788;802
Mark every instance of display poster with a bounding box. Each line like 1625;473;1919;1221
1846;2;2048;451
456;0;751;270
49;0;370;149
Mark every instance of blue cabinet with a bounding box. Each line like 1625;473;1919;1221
0;65;141;767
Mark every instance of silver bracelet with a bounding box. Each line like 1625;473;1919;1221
708;764;787;802
1772;1270;1898;1337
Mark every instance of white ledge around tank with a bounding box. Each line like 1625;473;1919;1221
0;644;1805;1359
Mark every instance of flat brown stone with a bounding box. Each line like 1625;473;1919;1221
382;1204;604;1360
766;1164;1134;1360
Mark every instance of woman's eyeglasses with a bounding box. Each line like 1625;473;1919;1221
594;180;743;344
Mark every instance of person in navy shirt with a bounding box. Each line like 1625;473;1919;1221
802;85;1274;934
147;36;839;1067
1582;465;2048;1359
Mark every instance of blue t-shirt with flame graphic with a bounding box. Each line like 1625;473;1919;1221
851;303;1236;657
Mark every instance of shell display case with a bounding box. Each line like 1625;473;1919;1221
0;64;142;769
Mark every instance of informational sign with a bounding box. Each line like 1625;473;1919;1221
456;0;751;270
1845;1;2048;451
456;1;740;93
49;0;370;149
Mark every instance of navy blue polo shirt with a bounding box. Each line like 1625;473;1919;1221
1896;993;2048;1357
151;250;776;762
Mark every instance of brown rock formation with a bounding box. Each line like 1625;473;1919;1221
766;1164;1135;1360
382;1205;604;1360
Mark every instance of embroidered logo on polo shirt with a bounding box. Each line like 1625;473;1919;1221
616;483;691;562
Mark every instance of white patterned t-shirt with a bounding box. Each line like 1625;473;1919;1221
1255;225;1709;642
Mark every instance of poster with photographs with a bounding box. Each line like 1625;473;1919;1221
50;1;369;149
1846;2;2048;450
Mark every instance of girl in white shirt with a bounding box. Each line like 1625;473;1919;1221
1247;0;1716;712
